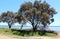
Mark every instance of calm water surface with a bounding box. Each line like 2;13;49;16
0;25;60;31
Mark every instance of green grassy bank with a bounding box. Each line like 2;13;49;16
0;28;57;37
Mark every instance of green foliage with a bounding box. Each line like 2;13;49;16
0;29;57;37
45;33;56;37
15;0;57;30
0;0;57;31
0;11;16;28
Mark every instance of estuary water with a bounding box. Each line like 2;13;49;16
0;25;60;32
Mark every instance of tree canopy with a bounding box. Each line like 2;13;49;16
1;11;15;28
0;0;57;31
15;0;57;31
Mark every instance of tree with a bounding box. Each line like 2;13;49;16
0;16;2;22
1;11;15;28
15;0;57;31
15;12;27;29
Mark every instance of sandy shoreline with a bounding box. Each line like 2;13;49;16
0;33;60;39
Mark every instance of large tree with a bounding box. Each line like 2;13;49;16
15;0;57;31
1;11;15;28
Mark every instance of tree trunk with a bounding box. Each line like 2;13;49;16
8;23;11;28
32;23;37;31
21;24;23;30
42;25;46;35
33;27;35;31
43;25;46;31
9;25;11;28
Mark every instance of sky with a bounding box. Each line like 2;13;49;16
0;0;60;26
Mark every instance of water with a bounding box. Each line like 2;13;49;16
49;26;60;31
0;25;60;31
0;25;32;30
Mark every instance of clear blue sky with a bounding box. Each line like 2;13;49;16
0;0;60;26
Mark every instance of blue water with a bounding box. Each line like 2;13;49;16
49;26;60;31
0;25;60;31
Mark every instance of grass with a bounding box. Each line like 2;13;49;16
0;28;57;37
0;28;13;35
45;33;56;37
